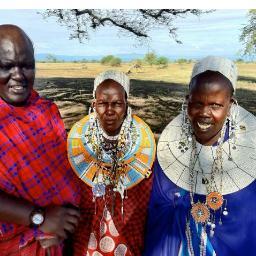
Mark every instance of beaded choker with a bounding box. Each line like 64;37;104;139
101;130;119;141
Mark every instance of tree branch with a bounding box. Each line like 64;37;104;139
41;9;211;43
73;9;147;37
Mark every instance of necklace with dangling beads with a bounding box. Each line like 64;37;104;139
189;119;229;238
87;114;136;218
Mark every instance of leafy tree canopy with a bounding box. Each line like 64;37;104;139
41;9;210;44
240;9;256;56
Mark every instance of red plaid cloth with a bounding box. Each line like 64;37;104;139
0;90;81;254
0;230;62;256
74;175;153;256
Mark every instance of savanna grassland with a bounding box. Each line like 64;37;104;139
35;62;256;136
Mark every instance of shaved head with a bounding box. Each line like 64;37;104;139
0;24;34;53
0;24;35;105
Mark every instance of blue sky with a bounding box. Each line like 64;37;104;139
0;9;251;60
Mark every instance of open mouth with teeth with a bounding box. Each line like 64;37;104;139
9;85;27;94
197;122;212;130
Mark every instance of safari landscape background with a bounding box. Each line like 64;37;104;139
34;61;256;137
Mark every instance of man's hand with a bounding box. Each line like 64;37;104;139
39;205;80;240
38;236;60;249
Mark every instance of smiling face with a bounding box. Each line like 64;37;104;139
187;71;233;145
0;25;35;106
93;79;127;136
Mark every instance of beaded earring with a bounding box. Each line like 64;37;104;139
126;106;132;124
228;99;239;160
178;100;192;153
89;106;95;126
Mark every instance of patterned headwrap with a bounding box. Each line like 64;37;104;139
93;70;130;98
191;56;238;91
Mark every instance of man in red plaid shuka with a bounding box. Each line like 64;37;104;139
0;25;81;255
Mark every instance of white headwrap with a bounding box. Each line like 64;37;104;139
93;70;130;98
191;56;238;91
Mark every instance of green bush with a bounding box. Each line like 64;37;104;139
110;57;121;66
144;52;157;65
236;58;244;63
100;55;115;64
100;55;122;66
156;56;169;67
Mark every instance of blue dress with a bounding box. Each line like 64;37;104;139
144;159;256;256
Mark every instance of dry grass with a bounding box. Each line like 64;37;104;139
36;62;256;87
36;62;193;86
35;62;256;135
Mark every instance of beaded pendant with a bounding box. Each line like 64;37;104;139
92;182;106;197
191;202;210;223
206;191;223;210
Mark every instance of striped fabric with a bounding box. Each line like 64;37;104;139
0;90;81;255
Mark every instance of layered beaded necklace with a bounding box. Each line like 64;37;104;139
85;112;137;217
189;119;229;237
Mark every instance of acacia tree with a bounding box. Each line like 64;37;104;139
41;9;209;44
240;9;256;57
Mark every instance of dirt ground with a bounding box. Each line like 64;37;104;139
35;75;256;137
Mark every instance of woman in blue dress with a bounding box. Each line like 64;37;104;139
144;56;256;256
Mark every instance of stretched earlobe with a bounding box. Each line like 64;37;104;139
89;101;96;116
231;97;237;104
185;95;190;106
91;100;96;109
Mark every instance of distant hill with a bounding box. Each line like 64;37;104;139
35;53;253;62
35;53;146;62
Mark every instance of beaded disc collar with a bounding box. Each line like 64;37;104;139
68;114;156;189
157;106;256;195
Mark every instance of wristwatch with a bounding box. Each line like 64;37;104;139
30;207;45;227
